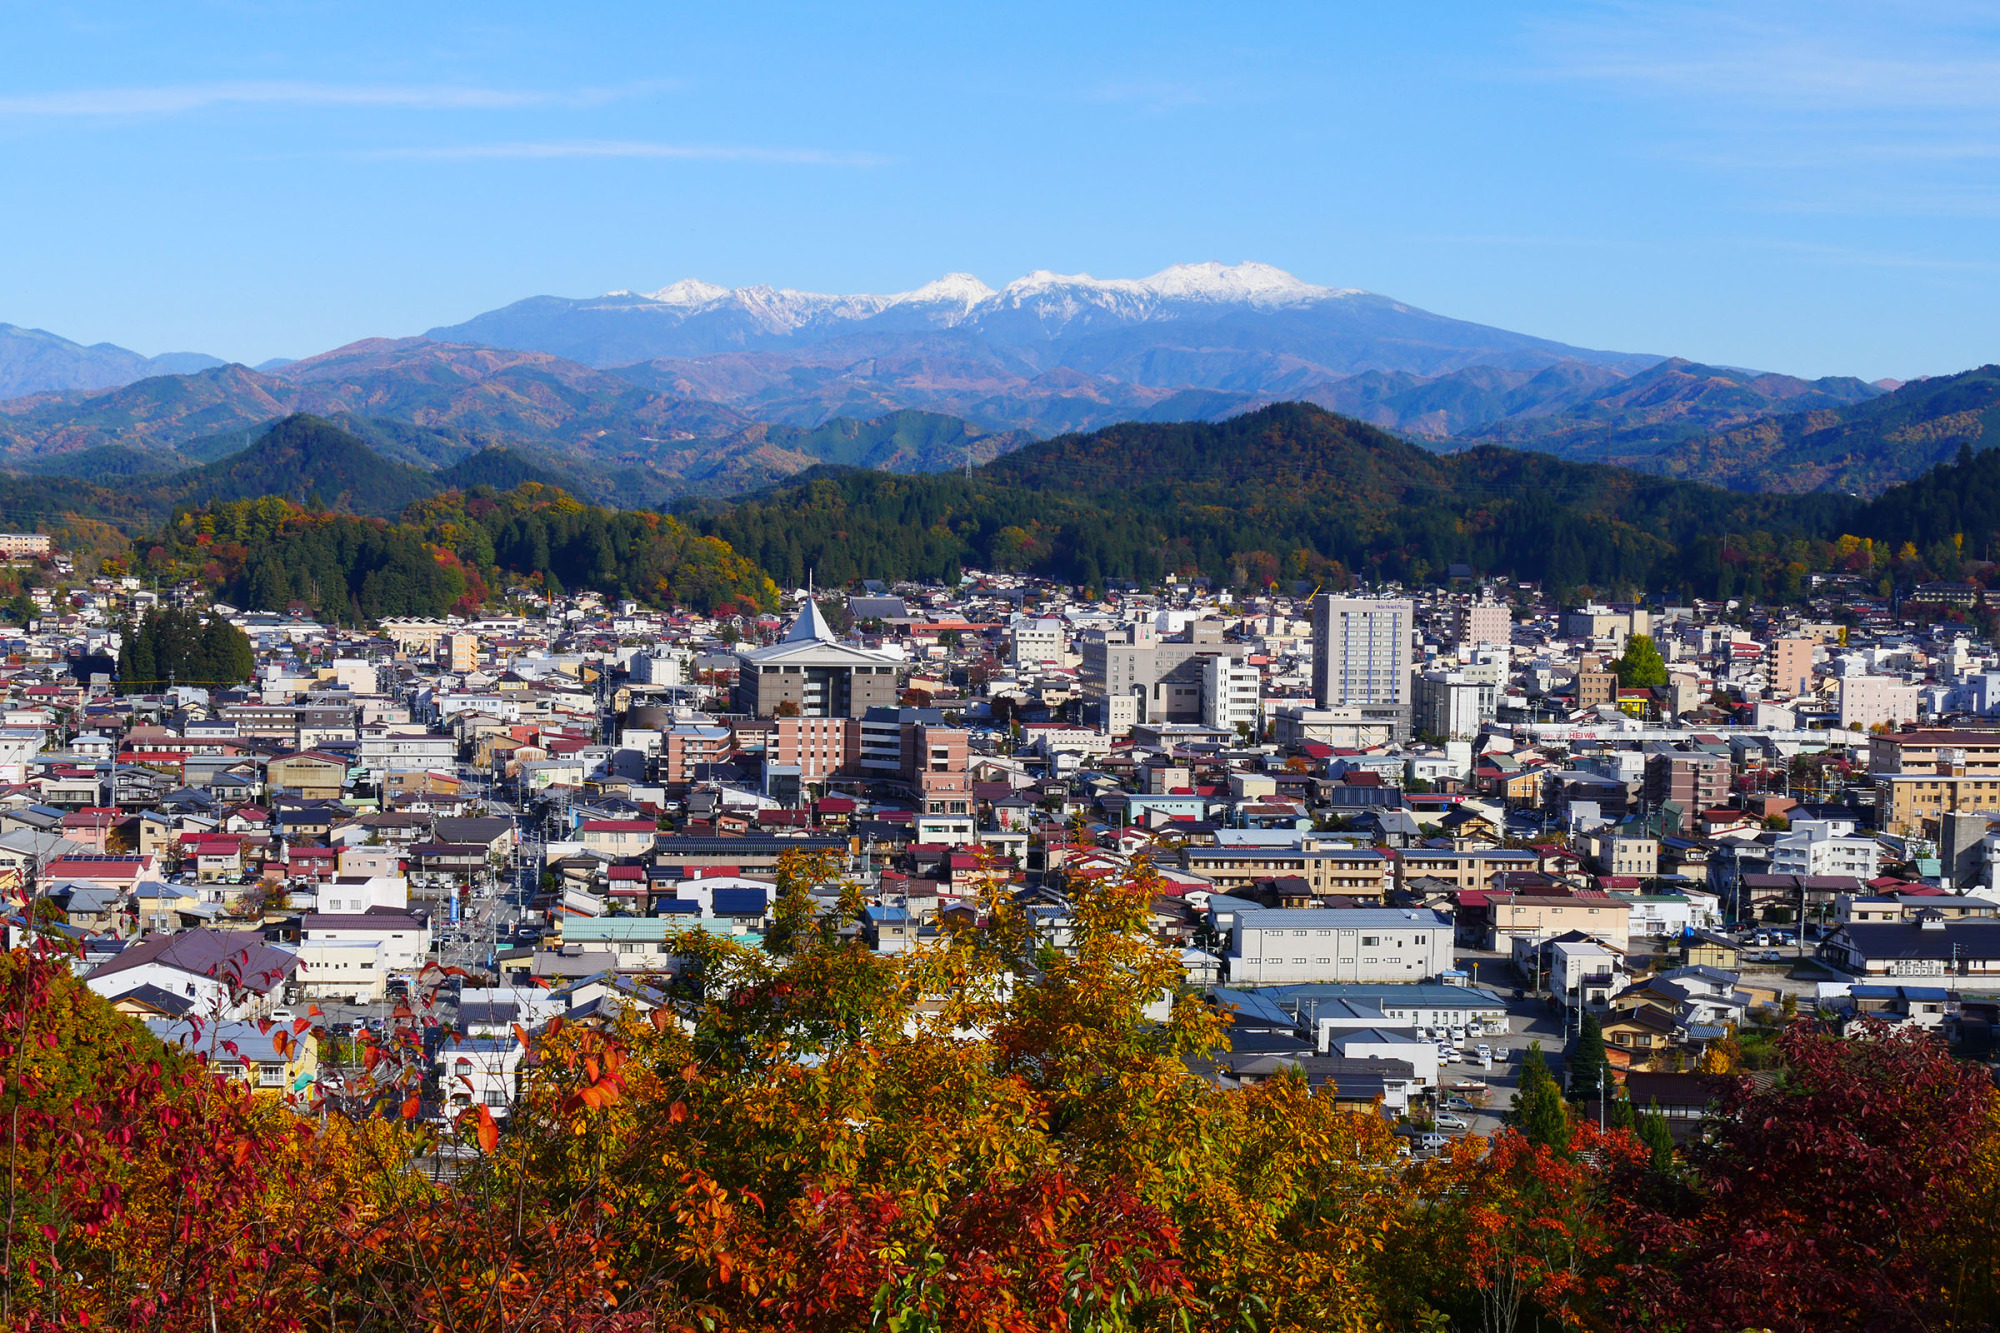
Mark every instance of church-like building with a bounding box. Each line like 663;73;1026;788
733;599;902;718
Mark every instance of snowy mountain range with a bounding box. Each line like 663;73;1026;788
425;261;1655;376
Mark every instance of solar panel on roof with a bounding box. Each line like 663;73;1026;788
711;887;769;915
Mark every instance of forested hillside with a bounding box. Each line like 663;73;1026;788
1643;364;2000;495
139;482;776;623
693;403;1855;600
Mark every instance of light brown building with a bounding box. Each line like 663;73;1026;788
1487;891;1630;951
1769;637;1815;698
1868;728;2000;778
0;533;52;558
1575;654;1618;710
1875;772;2000;837
1183;846;1390;903
1393;847;1538;891
265;751;347;800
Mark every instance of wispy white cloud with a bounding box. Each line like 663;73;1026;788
358;140;888;167
0;80;663;117
1519;3;2000;218
1083;79;1216;112
1532;2;2000;113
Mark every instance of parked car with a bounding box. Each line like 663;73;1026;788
1442;1096;1475;1112
1434;1112;1470;1130
1475;1043;1493;1062
1418;1132;1451;1152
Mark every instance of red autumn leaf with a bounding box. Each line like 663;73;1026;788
512;1023;530;1049
400;1095;420;1120
291;1018;311;1035
546;1016;564;1039
475;1104;498;1153
668;1100;688;1124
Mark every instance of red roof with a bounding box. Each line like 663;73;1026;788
580;820;656;833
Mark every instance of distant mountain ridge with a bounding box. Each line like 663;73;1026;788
1433;358;1884;460
1638;365;2000;495
0;323;223;398
0;343;1038;505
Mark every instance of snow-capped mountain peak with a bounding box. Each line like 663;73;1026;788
645;278;732;307
1138;260;1341;305
889;272;997;311
626;262;1347;321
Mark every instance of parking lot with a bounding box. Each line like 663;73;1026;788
1406;959;1576;1147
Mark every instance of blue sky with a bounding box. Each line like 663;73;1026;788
1;1;1996;379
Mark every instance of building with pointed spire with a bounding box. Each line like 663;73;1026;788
734;599;903;719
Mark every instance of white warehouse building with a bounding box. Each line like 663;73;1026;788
1227;907;1454;985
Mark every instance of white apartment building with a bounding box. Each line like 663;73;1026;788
298;912;431;973
1551;940;1621;1011
1618;892;1694;941
1009;616;1066;669
358;728;458;778
1840;675;1922;731
292;939;387;1003
1199;656;1261;733
1772;830;1881;880
1228;907;1453;984
1413;669;1497;741
437;1036;525;1120
313;875;409;916
629;652;688;686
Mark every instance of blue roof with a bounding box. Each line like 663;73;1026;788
1851;984;1950;1002
1208;989;1294;1029
656;898;701;915
711;887;770;915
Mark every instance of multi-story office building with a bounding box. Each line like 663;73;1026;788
1310;596;1412;739
1574;654;1618;710
1079;619;1248;725
735;602;901;719
1868;728;2000;777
